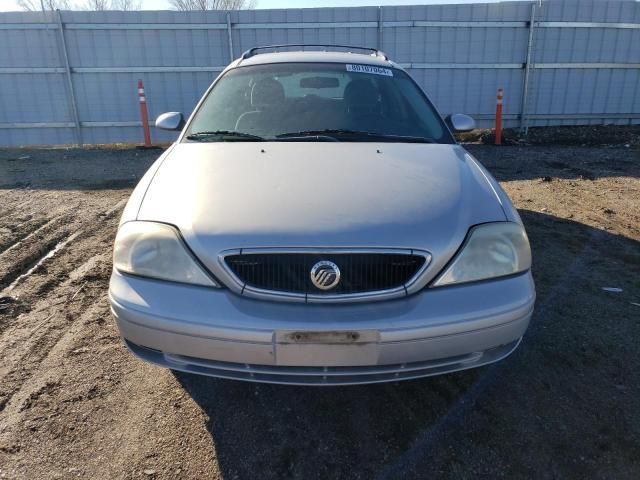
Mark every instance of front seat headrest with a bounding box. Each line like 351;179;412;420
251;78;285;108
344;79;379;110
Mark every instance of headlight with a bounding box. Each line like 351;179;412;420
113;221;218;287
432;222;531;287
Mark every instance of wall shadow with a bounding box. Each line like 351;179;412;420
174;211;639;479
0;147;162;190
0;143;637;191
466;144;639;182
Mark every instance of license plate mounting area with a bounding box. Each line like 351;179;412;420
274;330;380;367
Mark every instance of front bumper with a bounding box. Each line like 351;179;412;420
109;270;535;385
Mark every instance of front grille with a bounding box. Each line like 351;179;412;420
224;252;427;296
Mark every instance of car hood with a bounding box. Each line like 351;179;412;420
137;142;506;283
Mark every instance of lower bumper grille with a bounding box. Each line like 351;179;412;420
125;339;522;385
223;250;429;299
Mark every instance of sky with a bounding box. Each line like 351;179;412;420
0;0;529;12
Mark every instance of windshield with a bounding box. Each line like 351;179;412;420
184;62;452;143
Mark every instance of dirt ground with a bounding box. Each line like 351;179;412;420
0;140;638;479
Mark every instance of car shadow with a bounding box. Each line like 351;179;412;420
173;366;481;480
173;211;640;479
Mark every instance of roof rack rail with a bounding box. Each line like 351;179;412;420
240;44;389;61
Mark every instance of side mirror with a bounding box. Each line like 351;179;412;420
445;113;476;133
155;112;185;131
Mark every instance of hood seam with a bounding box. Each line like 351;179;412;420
464;153;508;221
135;143;175;221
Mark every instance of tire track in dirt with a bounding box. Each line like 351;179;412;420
0;194;127;312
0;208;73;252
1;230;82;293
0;217;48;255
0;223;78;332
0;197;126;416
0;213;82;291
0;290;215;479
0;251;109;411
0;296;111;428
0;189;219;478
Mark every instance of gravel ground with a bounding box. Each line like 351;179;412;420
0;141;638;479
458;125;640;148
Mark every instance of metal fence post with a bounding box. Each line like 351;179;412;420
226;12;234;61
377;6;384;50
519;2;538;135
55;9;82;146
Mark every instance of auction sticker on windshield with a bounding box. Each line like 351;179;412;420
346;64;393;76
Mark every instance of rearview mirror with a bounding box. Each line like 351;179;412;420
445;113;476;132
155;112;185;131
300;76;340;89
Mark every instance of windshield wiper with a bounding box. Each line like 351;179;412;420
186;130;265;142
276;129;357;140
274;133;339;142
275;129;434;143
370;133;435;143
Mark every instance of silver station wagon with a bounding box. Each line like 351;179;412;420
109;45;535;385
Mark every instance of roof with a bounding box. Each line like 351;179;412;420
231;50;398;69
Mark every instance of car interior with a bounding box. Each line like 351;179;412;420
232;75;420;136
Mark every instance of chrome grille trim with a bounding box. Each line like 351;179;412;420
218;248;432;304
